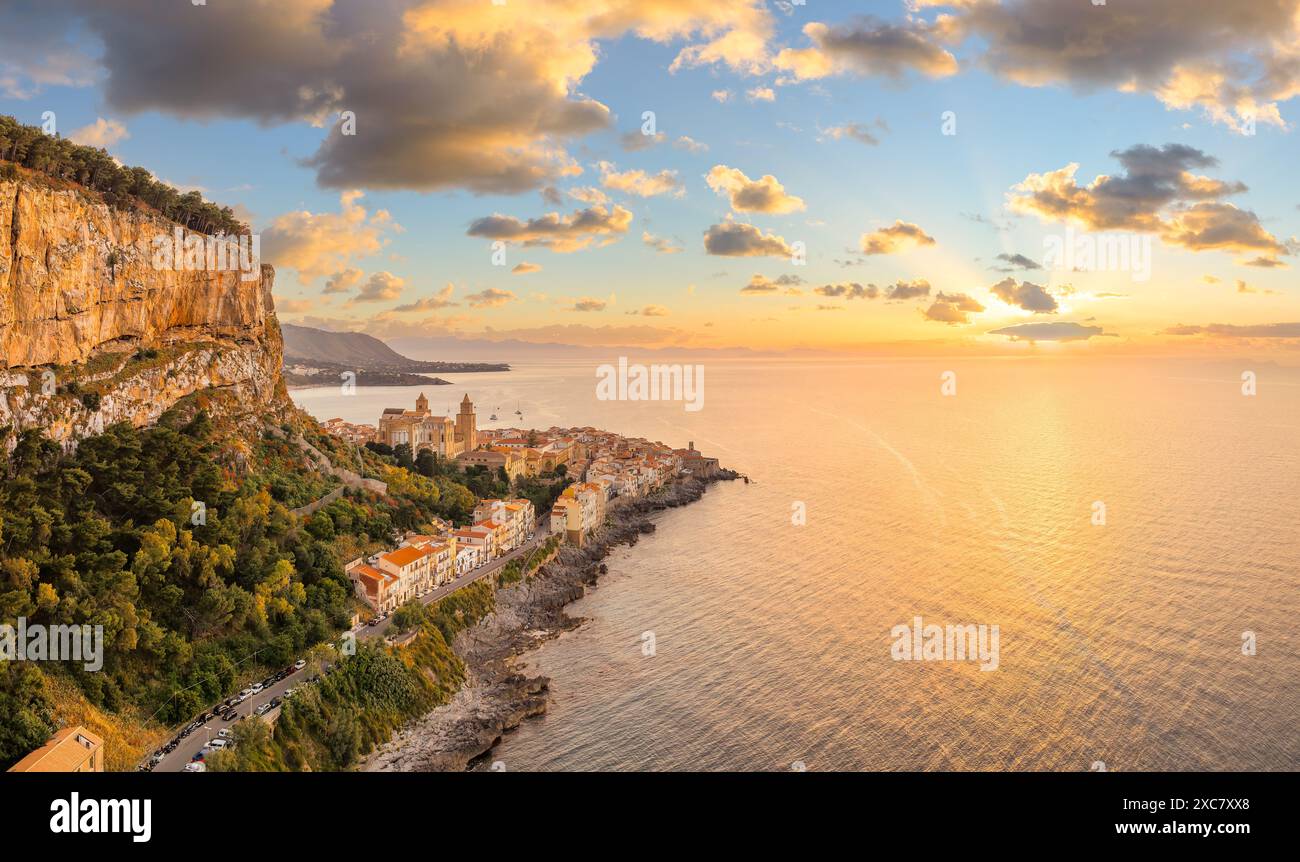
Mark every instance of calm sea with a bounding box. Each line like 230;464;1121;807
291;357;1300;771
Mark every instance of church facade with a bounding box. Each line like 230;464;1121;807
378;392;477;457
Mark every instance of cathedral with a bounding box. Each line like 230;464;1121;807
377;392;477;457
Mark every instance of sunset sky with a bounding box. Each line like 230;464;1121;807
2;0;1298;355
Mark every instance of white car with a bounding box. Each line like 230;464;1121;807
184;761;206;772
250;682;264;694
207;738;230;750
293;659;306;670
217;728;232;739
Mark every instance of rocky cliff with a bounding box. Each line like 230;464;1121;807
0;173;289;447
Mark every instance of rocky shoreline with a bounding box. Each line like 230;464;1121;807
362;471;736;772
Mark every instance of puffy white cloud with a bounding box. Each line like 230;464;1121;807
68;117;129;148
568;296;608;312
262;191;398;282
1008;143;1291;262
30;0;777;193
923;292;985;324
598;162;685;197
775;17;958;82
861;220;936;255
323;268;364;295
884;279;932;300
467;205;633;252
704;221;795;257
741;273;804;295
706;165;805;213
814;282;877;300
989;277;1058;313
921;0;1300;131
352;271;405;303
464;288;517;309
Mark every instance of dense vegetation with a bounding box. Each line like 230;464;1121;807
0;379;571;770
0;114;248;236
0;407;476;769
208;580;496;771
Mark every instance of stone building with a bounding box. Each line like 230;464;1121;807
378;392;478;457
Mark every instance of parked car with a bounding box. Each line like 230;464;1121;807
283;688;297;698
183;761;206;773
250;683;264;694
208;738;229;750
221;710;238;722
254;703;272;716
269;697;282;709
294;658;306;670
236;689;252;702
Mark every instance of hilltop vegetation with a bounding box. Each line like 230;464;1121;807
0;114;247;236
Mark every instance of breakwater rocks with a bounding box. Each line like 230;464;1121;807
363;472;735;772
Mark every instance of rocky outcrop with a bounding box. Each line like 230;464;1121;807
0;175;289;447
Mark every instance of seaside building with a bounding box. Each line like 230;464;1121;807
347;561;399;613
401;534;456;588
376;544;432;602
473;498;537;551
378;393;478;457
550;481;608;547
454;543;482;576
8;726;103;773
675;441;721;478
453;524;499;561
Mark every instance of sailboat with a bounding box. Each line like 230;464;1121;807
514;402;523;417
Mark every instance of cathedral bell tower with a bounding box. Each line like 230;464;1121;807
456;393;477;452
415;392;429;415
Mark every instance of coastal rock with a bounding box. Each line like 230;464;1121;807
0;176;290;448
366;674;551;773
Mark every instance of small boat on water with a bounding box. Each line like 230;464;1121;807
489;413;498;421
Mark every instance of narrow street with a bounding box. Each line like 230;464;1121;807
153;525;551;772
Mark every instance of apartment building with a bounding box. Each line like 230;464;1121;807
550;481;608;547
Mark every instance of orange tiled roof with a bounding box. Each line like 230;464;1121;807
382;545;429;567
8;726;102;772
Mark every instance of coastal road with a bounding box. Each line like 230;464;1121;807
153;525;552;772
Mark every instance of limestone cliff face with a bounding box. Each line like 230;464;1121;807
0;176;289;447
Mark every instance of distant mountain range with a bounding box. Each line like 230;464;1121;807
280;324;509;387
